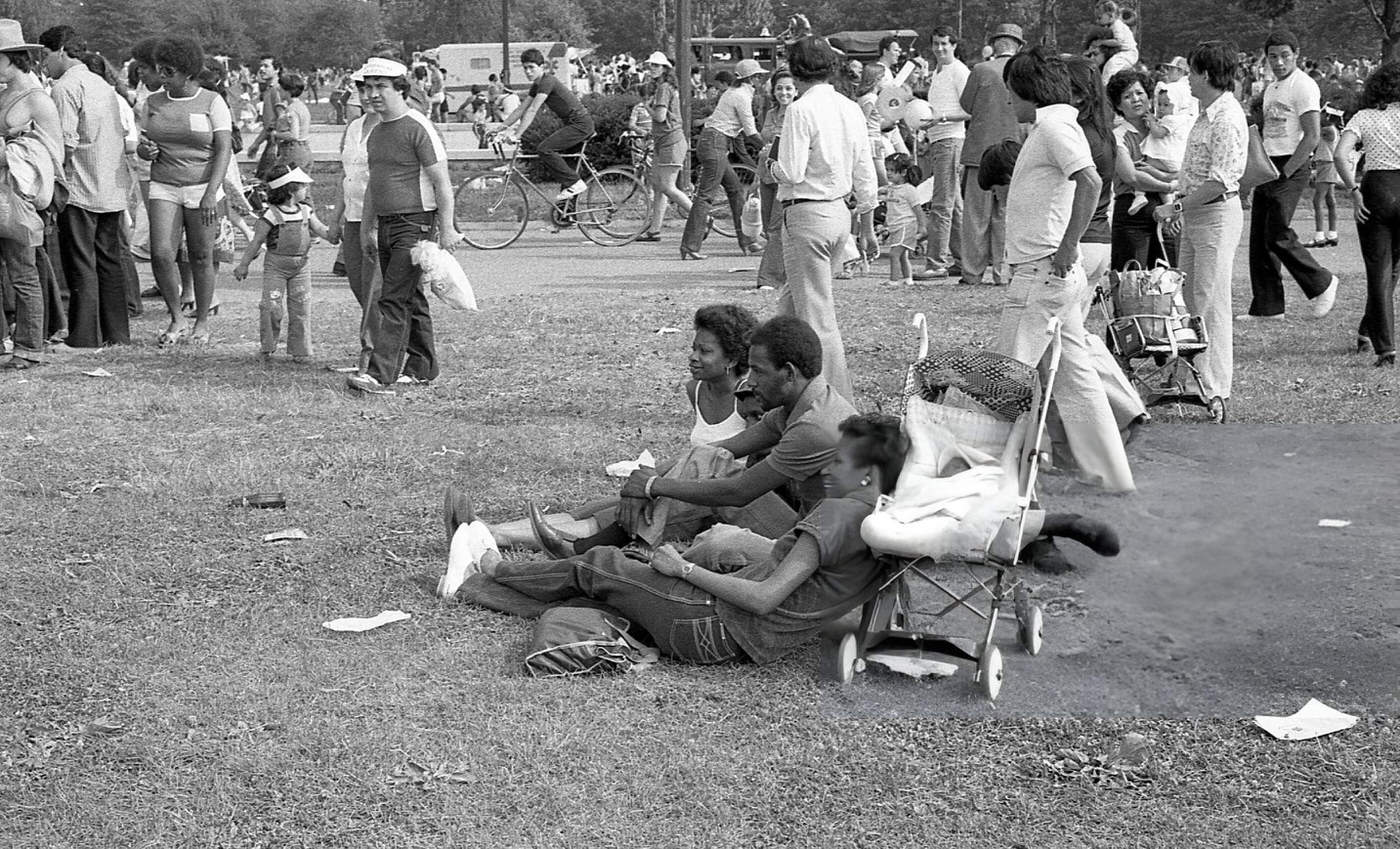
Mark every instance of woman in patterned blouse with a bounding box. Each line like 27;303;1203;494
1333;62;1400;367
1152;41;1248;423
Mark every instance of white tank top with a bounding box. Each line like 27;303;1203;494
689;381;746;446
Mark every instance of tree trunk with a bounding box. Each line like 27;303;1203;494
1387;33;1400;61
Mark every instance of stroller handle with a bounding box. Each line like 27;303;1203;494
911;313;929;360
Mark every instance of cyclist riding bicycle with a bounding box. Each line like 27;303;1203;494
489;48;596;201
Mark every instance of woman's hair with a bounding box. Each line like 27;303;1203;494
884;152;921;183
857;62;884;96
1105;68;1152;115
196;58;226;94
838;413;908;495
693;304;759;373
1082;26;1119;55
1066;57;1113;142
1;50;33;73
1359;62;1400;110
787;36;840;83
1188;40;1239;92
153;36;204;78
1004;46;1073;108
978;139;1021;190
749;315;822;379
264;163;304;206
520;48;546;66
280;72;306;97
80;52;117;87
768;69;794;95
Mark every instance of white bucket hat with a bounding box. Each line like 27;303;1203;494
644;51;672;68
268;167;314;189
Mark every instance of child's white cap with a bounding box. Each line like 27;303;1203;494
268;167;314;189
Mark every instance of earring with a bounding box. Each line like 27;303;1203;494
859;475;871;487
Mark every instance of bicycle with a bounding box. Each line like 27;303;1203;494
621;131;759;240
454;132;650;249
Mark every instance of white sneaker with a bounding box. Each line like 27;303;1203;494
347;372;395;395
1127;193;1148;215
437;520;500;599
555;179;587;201
1309;276;1339;319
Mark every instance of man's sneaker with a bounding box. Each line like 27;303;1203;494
1309;276;1339;319
347;372;394;395
555;179;587;201
438;520;499;599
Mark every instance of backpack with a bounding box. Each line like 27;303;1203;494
524;606;658;677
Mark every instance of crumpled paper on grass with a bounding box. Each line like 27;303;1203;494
606;449;655;477
1254;698;1358;740
322;610;410;633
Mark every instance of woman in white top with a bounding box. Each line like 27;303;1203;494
679;60;766;259
472;304;760;552
326;72;381;374
1334;61;1400;367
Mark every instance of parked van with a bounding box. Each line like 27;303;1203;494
433;42;572;113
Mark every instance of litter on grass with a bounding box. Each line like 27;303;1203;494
655;327;681;335
322;610;411;633
262;528;308;543
606;449;656;477
864;651;958;679
1318;519;1352;528
82;368;113;378
1253;698;1358;740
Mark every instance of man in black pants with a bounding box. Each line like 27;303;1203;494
492;48;595;201
1243;30;1339;321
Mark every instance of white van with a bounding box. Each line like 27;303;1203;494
434;42;572;113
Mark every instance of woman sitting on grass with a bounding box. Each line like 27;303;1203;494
471;304;762;550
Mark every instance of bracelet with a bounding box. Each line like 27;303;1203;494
643;475;658;499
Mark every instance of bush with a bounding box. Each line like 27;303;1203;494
519;91;642;183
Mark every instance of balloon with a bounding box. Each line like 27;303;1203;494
903;99;934;129
876;85;913;122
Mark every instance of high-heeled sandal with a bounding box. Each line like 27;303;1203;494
1357;335;1372;353
1377;352;1396;367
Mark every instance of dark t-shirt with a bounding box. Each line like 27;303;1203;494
366;111;446;214
1082;122;1115;245
717;491;882;664
530;74;590;126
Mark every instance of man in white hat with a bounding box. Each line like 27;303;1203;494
39;24;133;349
347;56;462;395
326;65;381;376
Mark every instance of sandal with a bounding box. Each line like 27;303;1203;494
188;328;212;346
157;326;190;348
0;354;39;370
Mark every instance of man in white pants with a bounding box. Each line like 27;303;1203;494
767;36;878;402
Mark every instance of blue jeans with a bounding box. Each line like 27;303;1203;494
0;237;43;358
681;127;751;253
494;547;746;664
368;212;437;384
918;137;963;268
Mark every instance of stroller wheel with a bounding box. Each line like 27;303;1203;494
818;631;859;684
1208;396;1227;424
977;644;1005;700
1018;604;1044;656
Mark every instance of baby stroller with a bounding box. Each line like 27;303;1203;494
819;314;1062;700
1095;255;1221;422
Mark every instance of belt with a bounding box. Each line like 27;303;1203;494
781;197;838;208
1204;191;1239;205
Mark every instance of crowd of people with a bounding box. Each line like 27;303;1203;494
2;11;1398;666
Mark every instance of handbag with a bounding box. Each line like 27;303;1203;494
1241;124;1279;192
524;606;659;677
0;168;43;246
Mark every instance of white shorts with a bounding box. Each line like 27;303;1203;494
148;181;225;209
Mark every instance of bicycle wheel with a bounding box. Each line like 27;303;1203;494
576;168;650;247
706;163;758;240
455;171;528;250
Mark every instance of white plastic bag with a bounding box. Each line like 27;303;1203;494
411;240;478;311
740;196;763;243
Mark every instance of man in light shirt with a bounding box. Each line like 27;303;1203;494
1243;29;1339;320
767;36;878;402
915;26;969;280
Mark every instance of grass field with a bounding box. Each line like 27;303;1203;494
1;227;1397;847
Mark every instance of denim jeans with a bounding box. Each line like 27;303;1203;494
260;253;312;358
369;212;437;384
1180;198;1243;398
342;220;382;373
59;206;131;347
494;547;745;664
996;257;1135;492
778;198;855;400
918;137;963;268
682;127;751;253
1357;171;1400;356
1247;156;1332;316
1110;193;1177;271
0;237;43;358
756;181;784;288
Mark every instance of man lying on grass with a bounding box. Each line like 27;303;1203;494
526;316;858;557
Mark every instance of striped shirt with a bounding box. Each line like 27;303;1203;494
366;110;447;214
51;64;131;213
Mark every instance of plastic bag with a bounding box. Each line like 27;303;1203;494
740;196;763;242
0;168;43;247
411;240;478;311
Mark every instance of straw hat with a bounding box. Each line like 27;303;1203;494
0;19;41;55
644;51;672;68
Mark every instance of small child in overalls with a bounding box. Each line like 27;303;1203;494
233;165;335;361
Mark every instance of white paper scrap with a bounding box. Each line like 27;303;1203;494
322;610;411;633
262;528;309;543
865;651;958;680
1318;519;1352;528
1254;698;1358;741
655;327;682;335
82;368;113;378
605;449;656;477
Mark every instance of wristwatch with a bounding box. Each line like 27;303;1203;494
681;561;694;577
1172;201;1184;215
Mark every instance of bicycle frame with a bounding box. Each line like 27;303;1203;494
483;138;605;221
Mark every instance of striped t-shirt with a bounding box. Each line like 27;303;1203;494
142;87;232;187
366;110;446;214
